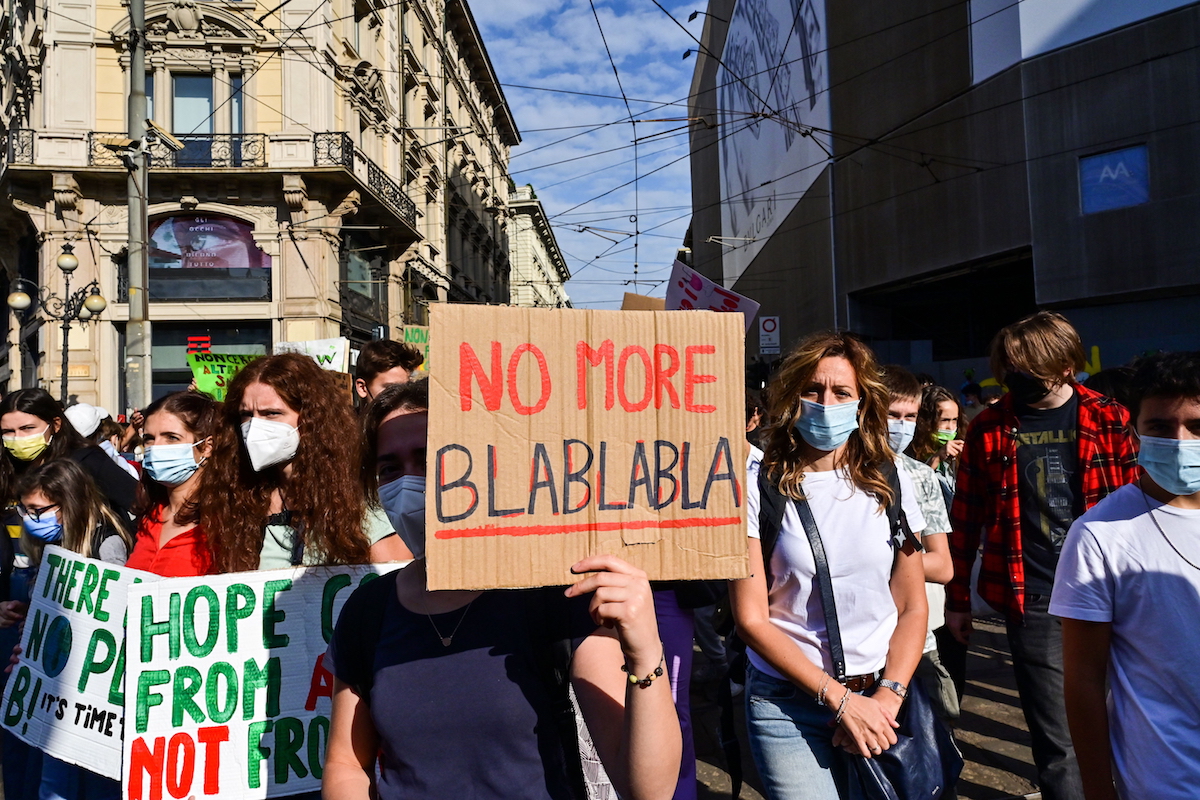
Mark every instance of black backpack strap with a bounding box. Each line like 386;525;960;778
792;494;847;682
333;571;392;706
756;468;788;588
883;460;922;554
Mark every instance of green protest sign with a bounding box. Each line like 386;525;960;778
187;352;259;401
402;325;429;372
0;546;160;779
123;564;399;799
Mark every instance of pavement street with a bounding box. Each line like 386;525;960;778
692;616;1040;800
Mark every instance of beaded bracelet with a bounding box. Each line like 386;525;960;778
833;686;851;725
621;650;666;688
816;674;831;707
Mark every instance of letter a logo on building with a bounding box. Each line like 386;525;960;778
1099;162;1131;182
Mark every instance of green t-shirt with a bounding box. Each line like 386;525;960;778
257;505;395;570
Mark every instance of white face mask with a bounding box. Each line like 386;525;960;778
240;418;300;472
378;475;425;559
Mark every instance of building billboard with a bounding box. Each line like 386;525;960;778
717;0;832;286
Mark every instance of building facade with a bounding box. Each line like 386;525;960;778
507;184;569;308
0;0;519;406
689;0;1200;381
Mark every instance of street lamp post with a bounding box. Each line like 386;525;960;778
7;243;109;403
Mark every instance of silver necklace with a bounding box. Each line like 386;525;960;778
1140;478;1200;572
422;598;476;647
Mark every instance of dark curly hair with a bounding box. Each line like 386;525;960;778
194;353;370;572
1126;352;1200;425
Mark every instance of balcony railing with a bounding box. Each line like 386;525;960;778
314;131;354;170
88;132;267;168
5;129;33;164
315;132;417;228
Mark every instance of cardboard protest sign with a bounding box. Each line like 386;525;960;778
1;547;160;779
123;564;399;799
665;260;761;330
403;325;430;372
426;304;749;591
188;352;259;401
274;338;350;372
621;293;666;311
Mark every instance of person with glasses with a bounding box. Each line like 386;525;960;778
7;459;132;800
0;389;137;800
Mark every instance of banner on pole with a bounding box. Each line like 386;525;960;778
0;547;160;779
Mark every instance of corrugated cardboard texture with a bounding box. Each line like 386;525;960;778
427;305;749;590
621;292;667;311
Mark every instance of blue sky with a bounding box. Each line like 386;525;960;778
473;0;702;308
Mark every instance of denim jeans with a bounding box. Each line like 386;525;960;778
1006;594;1084;800
745;662;850;800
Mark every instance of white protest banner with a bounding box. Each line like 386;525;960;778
665;260;761;331
274;338;350;372
123;564;400;799
1;546;159;779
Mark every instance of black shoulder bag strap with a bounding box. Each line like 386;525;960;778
883;461;922;556
791;494;847;682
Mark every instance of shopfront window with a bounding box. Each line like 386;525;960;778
146;214;271;301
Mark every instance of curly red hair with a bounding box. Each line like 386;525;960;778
195;353;370;572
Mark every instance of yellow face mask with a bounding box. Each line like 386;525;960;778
4;429;50;462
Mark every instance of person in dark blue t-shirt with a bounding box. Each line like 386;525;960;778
324;380;682;800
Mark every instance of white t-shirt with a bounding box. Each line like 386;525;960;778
747;460;926;678
1050;484;1200;800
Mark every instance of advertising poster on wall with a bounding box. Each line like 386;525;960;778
717;0;832;286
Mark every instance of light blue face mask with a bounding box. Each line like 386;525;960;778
1138;435;1200;496
794;398;861;451
378;474;426;559
143;441;205;486
21;512;62;543
888;419;916;454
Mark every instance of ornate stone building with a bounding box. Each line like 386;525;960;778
507;184;569;308
0;0;518;405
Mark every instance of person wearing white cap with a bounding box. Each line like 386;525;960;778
65;403;139;480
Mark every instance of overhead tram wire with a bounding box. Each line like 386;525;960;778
540;0;1045;228
589;0;642;292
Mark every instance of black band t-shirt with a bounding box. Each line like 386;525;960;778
1015;391;1080;594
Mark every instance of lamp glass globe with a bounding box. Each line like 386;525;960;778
6;291;31;311
83;294;107;314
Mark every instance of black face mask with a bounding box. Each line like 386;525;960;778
1005;371;1052;406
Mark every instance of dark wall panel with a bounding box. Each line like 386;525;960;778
1025;5;1200;303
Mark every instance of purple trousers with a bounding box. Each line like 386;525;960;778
653;590;696;800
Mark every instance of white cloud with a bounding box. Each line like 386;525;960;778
474;0;704;306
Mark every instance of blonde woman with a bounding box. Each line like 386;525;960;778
729;331;928;799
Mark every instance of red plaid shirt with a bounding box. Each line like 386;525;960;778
948;384;1138;620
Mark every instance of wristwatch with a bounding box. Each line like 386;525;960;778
878;678;908;699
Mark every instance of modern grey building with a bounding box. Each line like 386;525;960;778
688;0;1200;382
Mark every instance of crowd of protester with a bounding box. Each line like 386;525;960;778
0;311;1195;800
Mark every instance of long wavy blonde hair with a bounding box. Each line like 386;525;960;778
760;331;895;508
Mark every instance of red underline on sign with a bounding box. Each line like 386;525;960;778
434;516;743;540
